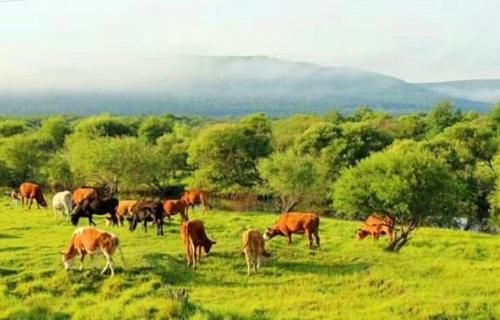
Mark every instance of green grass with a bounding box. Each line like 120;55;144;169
0;198;499;320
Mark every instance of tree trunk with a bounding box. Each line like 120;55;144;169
386;220;417;252
280;196;297;213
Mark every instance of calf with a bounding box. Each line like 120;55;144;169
128;200;164;236
241;229;271;276
356;215;394;242
71;197;119;226
60;227;124;276
162;199;189;222
180;219;216;268
10;190;21;206
52;191;72;220
19;182;47;209
181;190;209;214
264;212;320;249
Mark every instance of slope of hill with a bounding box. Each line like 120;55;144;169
420;79;500;104
0;201;498;319
0;56;492;116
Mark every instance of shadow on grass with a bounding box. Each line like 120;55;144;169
5;306;70;320
0;233;20;239
0;246;27;253
0;267;19;276
272;260;371;276
133;252;196;285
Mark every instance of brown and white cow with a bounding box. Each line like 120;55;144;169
162;199;189;222
181;190;209;214
60;227;124;276
356;215;394;242
19;182;47;209
241;229;271;276
180;219;216;268
264;212;320;249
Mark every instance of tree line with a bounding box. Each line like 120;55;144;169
0;101;498;248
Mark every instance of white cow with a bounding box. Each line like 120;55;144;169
52;191;72;220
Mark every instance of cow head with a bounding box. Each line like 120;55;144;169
355;229;369;240
38;197;47;208
202;239;216;254
70;214;80;226
263;227;279;241
60;251;75;270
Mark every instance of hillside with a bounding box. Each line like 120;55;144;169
0;56;492;116
421;79;500;104
0;200;498;319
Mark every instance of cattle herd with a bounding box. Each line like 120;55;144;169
11;182;395;277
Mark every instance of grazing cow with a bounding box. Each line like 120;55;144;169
264;212;320;249
356;215;394;242
128;200;164;236
106;200;137;226
181;190;209;214
162;199;189;222
71;188;98;207
60;227;124;276
52;191;73;220
241;229;271;276
19;182;47;209
180;219;216;268
71;197;119;226
10;190;21;206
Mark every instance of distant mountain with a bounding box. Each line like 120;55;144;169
420;79;500;104
0;56;494;116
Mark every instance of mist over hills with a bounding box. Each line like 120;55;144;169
0;56;496;116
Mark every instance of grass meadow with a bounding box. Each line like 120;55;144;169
0;198;499;320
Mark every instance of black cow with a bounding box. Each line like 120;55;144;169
71;197;119;226
128;200;164;236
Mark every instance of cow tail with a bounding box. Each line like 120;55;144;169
242;237;249;249
115;237;126;269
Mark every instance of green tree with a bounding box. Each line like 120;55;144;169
138;116;174;144
259;150;326;212
0;120;28;137
38;116;72;150
75;114;136;137
426;100;462;136
42;153;74;190
333;140;463;252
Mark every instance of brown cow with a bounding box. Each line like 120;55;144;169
181;190;209;214
356;215;394;242
241;229;271;276
60;227;125;276
162;199;189;222
264;212;320;249
19;182;47;209
71;188;98;207
180;219;216;268
106;200;137;226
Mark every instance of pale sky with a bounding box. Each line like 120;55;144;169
1;0;499;91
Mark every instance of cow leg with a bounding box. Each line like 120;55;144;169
191;241;197;269
53;205;58;219
284;232;292;245
79;252;86;271
314;231;321;249
90;254;96;270
305;230;313;249
101;251;114;276
256;253;260;272
245;252;251;276
143;220;148;233
28;197;33;210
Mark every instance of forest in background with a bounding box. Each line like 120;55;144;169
0;101;499;235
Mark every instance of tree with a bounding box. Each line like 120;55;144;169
259;150;326;212
138;116;174;144
0;120;28;137
333;140;463;252
188;116;271;191
426;100;462;136
295;122;342;155
42;153;74;190
38;116;71;150
74;114;136;137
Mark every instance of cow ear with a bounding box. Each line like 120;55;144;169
59;251;66;255
211;240;217;245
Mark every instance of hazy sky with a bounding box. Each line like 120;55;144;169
1;0;499;90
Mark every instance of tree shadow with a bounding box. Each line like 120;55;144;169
0;267;19;276
0;233;20;239
133;252;196;285
0;246;27;253
5;306;71;320
272;260;371;276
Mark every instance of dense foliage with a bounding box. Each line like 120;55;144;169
0;101;498;241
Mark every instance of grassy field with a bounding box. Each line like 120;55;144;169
0;198;499;320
